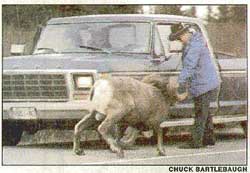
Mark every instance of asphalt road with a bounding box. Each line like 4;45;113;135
3;135;247;165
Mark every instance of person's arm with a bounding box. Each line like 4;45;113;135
178;41;201;85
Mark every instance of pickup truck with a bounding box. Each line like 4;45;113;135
3;14;247;145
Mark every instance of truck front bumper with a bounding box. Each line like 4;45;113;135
3;101;93;120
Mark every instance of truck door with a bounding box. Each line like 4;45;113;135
216;54;247;116
153;23;208;118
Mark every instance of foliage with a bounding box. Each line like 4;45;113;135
154;5;183;15
206;6;217;22
2;5;142;28
2;5;247;29
215;6;246;23
182;6;196;17
2;5;246;57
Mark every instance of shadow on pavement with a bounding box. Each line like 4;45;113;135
15;132;246;150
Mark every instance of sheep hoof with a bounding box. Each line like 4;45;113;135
109;148;116;153
122;145;139;150
74;148;85;156
110;145;125;158
117;150;125;158
158;152;166;156
157;149;166;156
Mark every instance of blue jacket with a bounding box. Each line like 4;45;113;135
178;32;221;97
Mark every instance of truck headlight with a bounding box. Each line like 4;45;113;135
74;76;93;89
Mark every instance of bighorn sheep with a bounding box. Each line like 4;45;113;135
73;74;188;158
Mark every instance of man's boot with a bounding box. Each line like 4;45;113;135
203;131;216;146
179;126;206;149
178;139;206;149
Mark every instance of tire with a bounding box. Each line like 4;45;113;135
2;122;23;146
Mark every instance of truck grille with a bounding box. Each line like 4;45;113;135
3;74;68;101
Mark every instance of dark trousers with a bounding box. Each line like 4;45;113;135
192;89;217;145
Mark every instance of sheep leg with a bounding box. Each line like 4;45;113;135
73;111;97;155
119;126;139;149
98;117;124;158
155;127;166;156
107;124;121;153
112;124;122;142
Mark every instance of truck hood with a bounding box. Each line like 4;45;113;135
3;53;158;72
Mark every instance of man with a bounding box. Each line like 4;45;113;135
169;23;221;148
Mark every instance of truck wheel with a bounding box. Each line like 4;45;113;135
2;122;23;146
240;121;247;138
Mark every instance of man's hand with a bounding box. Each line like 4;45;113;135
178;83;188;94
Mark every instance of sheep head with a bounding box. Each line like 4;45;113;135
142;74;188;104
167;76;188;102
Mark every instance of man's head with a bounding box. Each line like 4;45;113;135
169;23;191;44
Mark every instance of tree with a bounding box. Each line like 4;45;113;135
215;5;246;23
2;5;142;29
215;6;232;23
57;5;142;16
182;6;196;17
230;6;247;23
154;5;183;15
3;5;60;28
206;6;217;22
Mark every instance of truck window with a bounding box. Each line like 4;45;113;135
109;24;136;50
154;26;165;56
155;24;173;54
33;23;151;54
156;23;202;55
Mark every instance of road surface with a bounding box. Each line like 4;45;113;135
3;134;247;165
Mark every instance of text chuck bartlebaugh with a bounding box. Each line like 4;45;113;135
169;166;247;172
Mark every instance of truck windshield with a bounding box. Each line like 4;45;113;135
33;22;151;54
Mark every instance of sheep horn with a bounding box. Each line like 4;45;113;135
168;76;188;101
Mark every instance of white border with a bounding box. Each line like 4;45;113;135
0;0;248;5
0;1;249;173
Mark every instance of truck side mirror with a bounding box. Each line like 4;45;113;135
10;44;25;56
